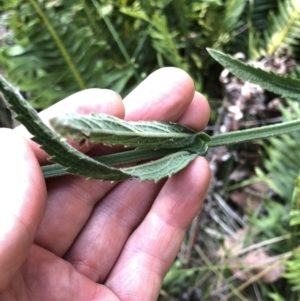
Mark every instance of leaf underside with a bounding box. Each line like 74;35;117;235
50;113;198;149
49;113;211;181
122;151;198;183
0;74;211;182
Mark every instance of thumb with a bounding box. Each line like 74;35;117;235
0;128;46;293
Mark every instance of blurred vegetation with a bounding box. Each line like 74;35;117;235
2;0;300;300
0;0;300;108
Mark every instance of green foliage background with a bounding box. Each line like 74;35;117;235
1;0;300;108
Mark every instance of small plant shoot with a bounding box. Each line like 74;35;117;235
2;49;300;182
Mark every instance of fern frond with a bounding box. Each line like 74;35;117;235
257;102;300;202
28;0;86;90
262;0;300;56
232;0;280;58
284;250;300;291
0;0;138;108
149;13;186;69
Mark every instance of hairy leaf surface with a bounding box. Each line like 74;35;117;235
50;113;211;149
121;151;198;183
0;74;129;181
0;75;212;182
207;48;300;99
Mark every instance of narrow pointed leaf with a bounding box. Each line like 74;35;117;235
207;48;300;99
50;113;208;149
0;74;129;181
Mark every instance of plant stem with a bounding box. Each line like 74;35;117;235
42;147;179;178
208;119;300;147
43;118;300;178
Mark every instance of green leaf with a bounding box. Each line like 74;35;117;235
4;45;27;56
42;147;183;178
50;113;211;150
119;7;150;22
0;74;129;181
121;151;198;183
207;48;300;99
0;74;211;183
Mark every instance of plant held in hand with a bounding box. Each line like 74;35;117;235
1;49;300;182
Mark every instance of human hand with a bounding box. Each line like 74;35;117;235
0;68;210;301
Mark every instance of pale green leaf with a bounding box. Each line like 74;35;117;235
50;113;210;150
119;7;150;22
122;151;198;183
4;45;27;56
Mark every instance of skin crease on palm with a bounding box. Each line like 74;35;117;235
0;68;211;301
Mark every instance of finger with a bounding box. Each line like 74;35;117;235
105;157;210;301
123;67;195;121
0;129;46;293
34;68;200;257
14;89;125;164
177;91;210;131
